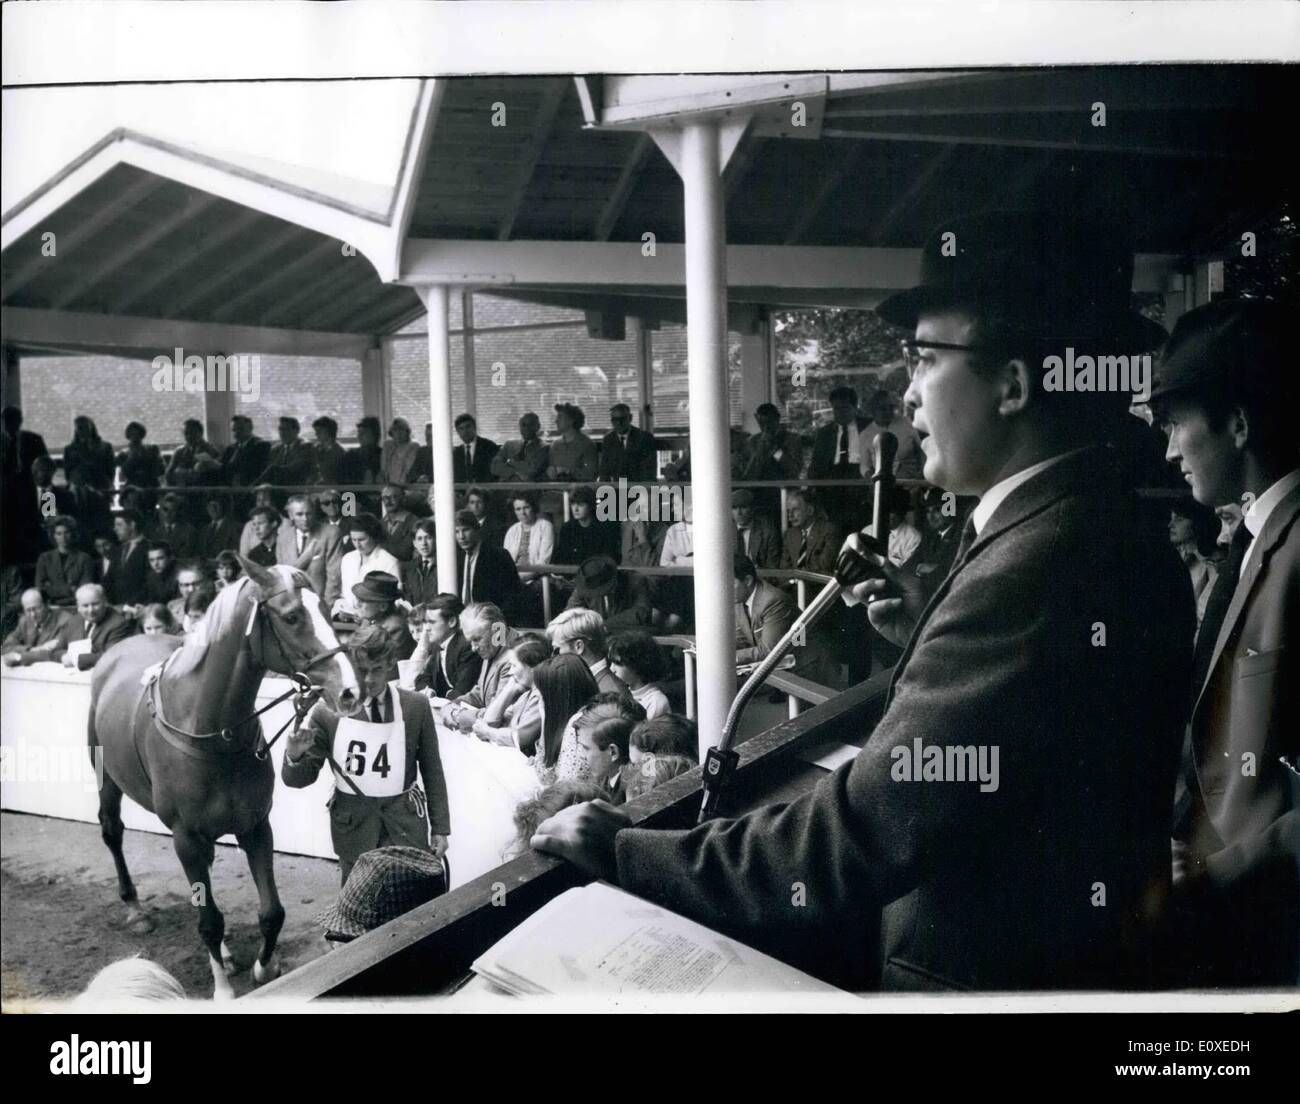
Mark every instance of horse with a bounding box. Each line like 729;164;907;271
88;558;360;998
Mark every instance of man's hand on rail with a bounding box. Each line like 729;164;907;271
531;800;631;883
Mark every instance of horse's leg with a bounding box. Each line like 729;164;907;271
238;818;285;985
97;772;155;934
172;827;234;1000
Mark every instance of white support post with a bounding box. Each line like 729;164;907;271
462;290;477;421
203;371;236;447
418;284;460;594
361;345;389;430
678;119;737;760
738;319;770;434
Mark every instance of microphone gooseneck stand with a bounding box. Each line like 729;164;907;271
698;431;899;823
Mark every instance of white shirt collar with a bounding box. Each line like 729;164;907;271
1244;469;1300;541
745;586;759;618
972;448;1088;536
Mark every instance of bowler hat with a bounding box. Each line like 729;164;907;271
572;555;619;598
316;846;449;940
877;211;1168;351
1146;298;1288;405
352;571;400;603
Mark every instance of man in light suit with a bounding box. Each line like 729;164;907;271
442;602;519;731
535;212;1192;992
1150;299;1299;987
733;554;836;688
275;494;343;606
1;588;65;665
779;488;842;576
52;583;136;670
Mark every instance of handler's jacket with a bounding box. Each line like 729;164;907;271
282;689;452;840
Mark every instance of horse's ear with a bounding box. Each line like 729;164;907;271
237;554;277;596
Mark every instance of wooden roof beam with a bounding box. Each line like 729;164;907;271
49;192;220;310
783;144;866;246
496;78;568;242
113;207;261;313
593;134;654;242
4;174;166;298
166;222;305;316
209;238;340;322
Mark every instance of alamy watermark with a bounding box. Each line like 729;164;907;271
1042;348;1151;403
0;740;103;794
151;348;261;403
595;477;691;523
890;737;999;792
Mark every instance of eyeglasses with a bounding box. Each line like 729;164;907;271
899;338;996;380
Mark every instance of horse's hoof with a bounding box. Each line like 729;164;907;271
126;908;155;935
220;940;238;976
253;955;281;985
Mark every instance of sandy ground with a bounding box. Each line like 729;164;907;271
1;811;341;1004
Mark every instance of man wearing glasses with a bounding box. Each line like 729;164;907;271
535;212;1196;992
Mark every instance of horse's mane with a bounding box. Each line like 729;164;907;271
164;567;308;680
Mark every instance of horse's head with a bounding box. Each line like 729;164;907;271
237;557;361;716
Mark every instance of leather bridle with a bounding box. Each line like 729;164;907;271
146;578;347;759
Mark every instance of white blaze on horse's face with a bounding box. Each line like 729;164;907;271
298;585;361;713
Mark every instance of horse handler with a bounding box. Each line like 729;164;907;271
283;623;450;884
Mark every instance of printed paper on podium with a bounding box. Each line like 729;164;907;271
472;882;844;996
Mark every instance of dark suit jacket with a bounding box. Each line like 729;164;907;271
258;440;315;486
1175;477;1300;986
2;428;48;479
598;427;657;482
282;687;452;837
105;539;150;606
197;517;242;558
51;609;136;670
414;631;482;699
615;449;1195;991
144;567;179;605
456;542;521;615
398;557;441;609
65;483;112;545
275;522;344;604
809;416;872;479
220;436;273;487
733;515;782;569
779;517;842;576
147;519;197;560
453;438;500;483
247;540;278;568
35;549;94;605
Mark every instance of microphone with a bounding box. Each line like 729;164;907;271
698;430;899;822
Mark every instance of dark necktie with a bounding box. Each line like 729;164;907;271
797;529;809;567
1190;523;1250;697
370;696;383;724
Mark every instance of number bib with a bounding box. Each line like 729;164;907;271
330;682;408;799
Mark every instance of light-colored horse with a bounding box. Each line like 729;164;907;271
88;559;360;998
